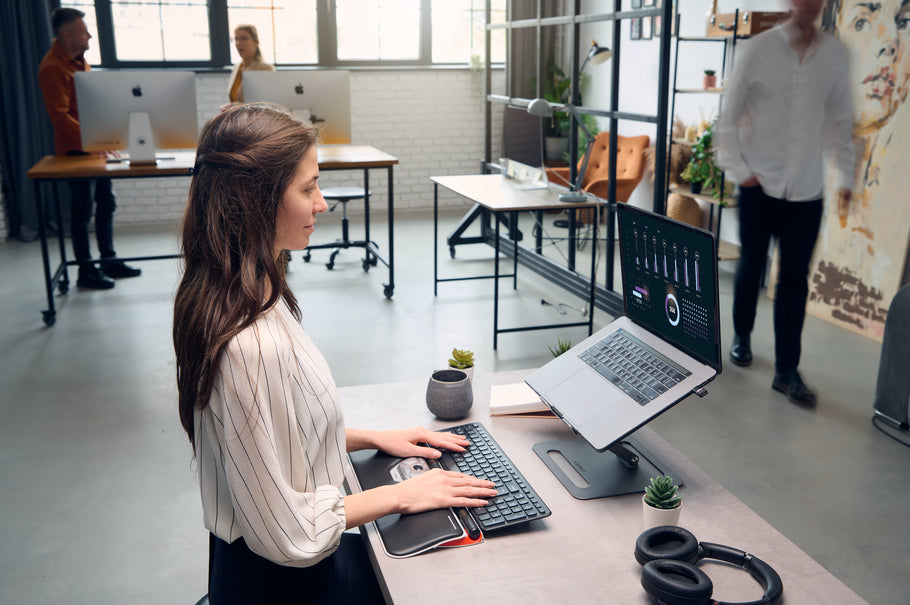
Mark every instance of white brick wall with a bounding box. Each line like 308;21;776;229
113;68;505;226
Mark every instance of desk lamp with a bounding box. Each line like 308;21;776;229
527;40;611;203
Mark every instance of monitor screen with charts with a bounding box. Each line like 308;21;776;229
243;70;352;144
525;204;721;499
74;71;198;163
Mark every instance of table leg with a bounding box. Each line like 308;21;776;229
363;168;371;270
511;212;518;290
434;183;439;296
383;166;394;299
494;217;500;350
588;211;598;336
34;181;56;327
568;209;577;271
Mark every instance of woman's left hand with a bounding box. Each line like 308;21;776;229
372;426;470;459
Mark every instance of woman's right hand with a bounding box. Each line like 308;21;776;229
393;469;497;514
740;175;760;188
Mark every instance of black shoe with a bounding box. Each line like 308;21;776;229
102;260;142;278
729;334;752;367
772;369;818;407
76;266;115;290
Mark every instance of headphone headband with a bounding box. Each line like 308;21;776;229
635;526;783;605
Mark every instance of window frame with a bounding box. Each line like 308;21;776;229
83;0;498;69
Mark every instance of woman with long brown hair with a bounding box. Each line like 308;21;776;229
174;103;496;603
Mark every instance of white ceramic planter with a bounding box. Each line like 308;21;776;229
642;496;681;530
448;365;473;382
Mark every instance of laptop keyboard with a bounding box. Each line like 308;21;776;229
437;423;550;533
579;329;691;405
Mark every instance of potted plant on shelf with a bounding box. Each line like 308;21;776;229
679;123;729;204
703;69;717;89
642;475;682;530
448;348;475;381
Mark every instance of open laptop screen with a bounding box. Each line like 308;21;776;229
617;204;722;372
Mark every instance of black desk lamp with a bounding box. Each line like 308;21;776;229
527;40;611;203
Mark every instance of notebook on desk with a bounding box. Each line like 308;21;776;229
526;204;723;452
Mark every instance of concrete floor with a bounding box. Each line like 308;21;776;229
1;209;907;604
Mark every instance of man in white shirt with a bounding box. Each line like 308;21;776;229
716;0;855;406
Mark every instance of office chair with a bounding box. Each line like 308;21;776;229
303;186;376;271
546;132;650;224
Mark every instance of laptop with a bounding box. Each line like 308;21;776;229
526;203;722;452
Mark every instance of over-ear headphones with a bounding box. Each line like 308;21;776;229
634;526;783;605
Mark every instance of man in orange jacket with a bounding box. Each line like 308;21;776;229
38;7;141;290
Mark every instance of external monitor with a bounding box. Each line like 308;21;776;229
500;105;546;189
74;71;198;165
244;70;352;144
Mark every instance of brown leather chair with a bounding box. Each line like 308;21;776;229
546;133;650;222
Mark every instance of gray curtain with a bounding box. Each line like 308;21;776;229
0;0;57;241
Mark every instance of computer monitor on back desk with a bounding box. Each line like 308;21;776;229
244;70;352;144
501;105;547;189
74;71;198;165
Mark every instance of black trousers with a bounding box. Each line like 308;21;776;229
65;152;116;267
208;533;385;605
732;185;823;373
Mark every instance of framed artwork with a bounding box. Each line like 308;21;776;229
641;16;652;40
631;0;642;8
653;15;662;37
630;17;642;40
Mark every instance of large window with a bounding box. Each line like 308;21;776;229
60;0;505;68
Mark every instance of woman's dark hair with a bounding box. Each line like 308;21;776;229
174;103;318;450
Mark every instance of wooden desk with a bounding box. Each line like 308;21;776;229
26;146;398;326
341;370;867;604
431;174;601;348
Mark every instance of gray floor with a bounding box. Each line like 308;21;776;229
1;209;908;604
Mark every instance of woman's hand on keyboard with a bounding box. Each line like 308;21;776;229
394;469;498;514
368;426;471;459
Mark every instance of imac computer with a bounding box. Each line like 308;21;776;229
500;105;547;189
243;70;352;144
526;204;722;499
74;71;198;165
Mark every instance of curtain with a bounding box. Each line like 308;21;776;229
0;0;57;241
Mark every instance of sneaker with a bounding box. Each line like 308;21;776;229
102;260;142;278
77;265;115;290
729;334;752;367
772;369;817;407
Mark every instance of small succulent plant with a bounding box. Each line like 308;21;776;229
644;475;682;510
448;348;475;369
548;338;573;358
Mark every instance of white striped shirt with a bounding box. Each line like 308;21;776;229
195;301;347;567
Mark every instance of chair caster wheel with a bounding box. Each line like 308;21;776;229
325;261;335;270
383;284;394;299
362;259;371;272
42;310;56;326
303;252;311;263
58;281;69;295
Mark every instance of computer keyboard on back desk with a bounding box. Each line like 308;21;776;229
437;422;550;533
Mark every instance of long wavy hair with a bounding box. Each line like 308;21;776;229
174;103;318;450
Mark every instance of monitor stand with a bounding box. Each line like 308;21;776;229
128;112;157;165
533;434;683;500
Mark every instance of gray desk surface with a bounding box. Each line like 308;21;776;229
341;369;866;604
431;174;602;212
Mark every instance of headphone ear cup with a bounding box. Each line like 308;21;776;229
635;526;700;566
641;559;713;605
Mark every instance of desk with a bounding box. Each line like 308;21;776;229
342;370;866;604
432;175;601;349
26;145;398;326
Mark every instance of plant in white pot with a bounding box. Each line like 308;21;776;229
448;348;475;381
642;475;682;530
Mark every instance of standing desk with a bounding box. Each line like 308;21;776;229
432;174;601;349
341;370;867;604
26;145;398;326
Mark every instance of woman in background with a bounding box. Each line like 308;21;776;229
227;24;273;103
174;104;496;604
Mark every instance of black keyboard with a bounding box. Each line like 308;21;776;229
579;328;691;405
436;422;550;534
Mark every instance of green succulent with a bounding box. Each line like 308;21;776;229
548;338;573;358
644;475;682;510
448;348;475;369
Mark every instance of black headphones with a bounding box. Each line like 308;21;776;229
634;526;783;605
